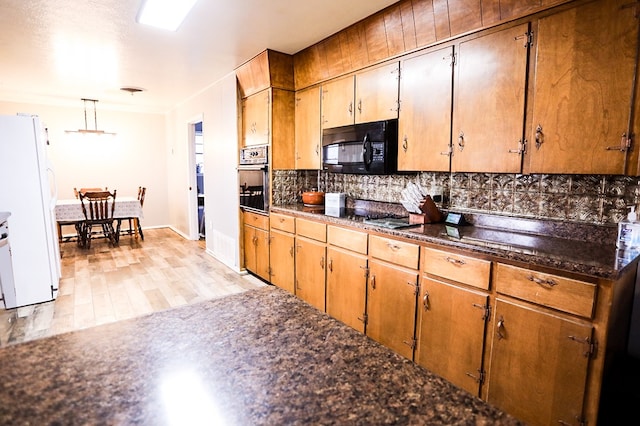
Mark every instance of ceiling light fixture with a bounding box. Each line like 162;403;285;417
120;86;145;95
65;98;116;136
136;0;199;31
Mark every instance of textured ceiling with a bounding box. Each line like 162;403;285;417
0;0;398;113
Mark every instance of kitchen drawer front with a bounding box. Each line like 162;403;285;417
369;235;419;269
422;247;491;290
296;218;327;242
327;225;368;254
244;211;269;230
495;263;596;318
270;213;295;233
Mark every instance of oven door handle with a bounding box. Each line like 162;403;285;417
238;164;268;171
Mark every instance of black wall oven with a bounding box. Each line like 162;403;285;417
238;145;269;213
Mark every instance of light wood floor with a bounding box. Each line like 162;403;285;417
0;228;266;348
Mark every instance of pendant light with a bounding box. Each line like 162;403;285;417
65;98;116;136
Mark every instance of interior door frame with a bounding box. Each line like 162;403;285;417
187;114;203;240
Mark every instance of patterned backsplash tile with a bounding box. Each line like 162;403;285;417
272;170;640;225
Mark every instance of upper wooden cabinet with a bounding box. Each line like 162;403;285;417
236;49;294;98
452;23;530;173
525;0;639;175
242;89;270;147
294;86;322;169
398;46;454;172
321;62;399;129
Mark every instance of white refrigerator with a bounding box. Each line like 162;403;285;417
0;114;60;308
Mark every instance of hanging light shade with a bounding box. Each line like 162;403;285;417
65;98;116;136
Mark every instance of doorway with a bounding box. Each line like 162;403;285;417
194;121;205;239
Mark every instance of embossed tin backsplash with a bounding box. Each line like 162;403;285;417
272;170;638;225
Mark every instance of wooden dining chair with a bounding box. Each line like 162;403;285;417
75;187;108;199
79;190;118;248
116;186;146;241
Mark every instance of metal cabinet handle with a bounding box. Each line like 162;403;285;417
458;131;465;151
370;274;376;290
320;256;325;269
445;256;465;266
289;246;294;257
402;136;408;152
423;291;430;310
348;102;353;116
527;275;557;288
328;258;333;272
496;316;506;340
535;124;543;149
357;99;362;114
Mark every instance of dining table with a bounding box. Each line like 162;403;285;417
55;197;144;242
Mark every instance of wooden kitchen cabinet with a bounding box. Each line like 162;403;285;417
487;297;593;426
241;88;295;169
321;61;399;129
398;46;454;172
242;89;270;147
526;0;639;175
294;218;327;311
326;226;368;333
366;258;419;360
366;234;419;360
452;23;530;173
415;246;492;396
321;75;355;129
242;211;270;281
269;213;296;294
294;85;322;169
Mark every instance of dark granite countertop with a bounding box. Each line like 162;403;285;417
0;287;521;425
271;204;640;280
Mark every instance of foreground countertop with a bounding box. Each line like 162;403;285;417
0;287;520;425
271;204;639;280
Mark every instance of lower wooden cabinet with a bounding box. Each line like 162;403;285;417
486;298;592;426
415;277;489;396
326;246;368;333
269;229;295;293
366;259;418;360
294;235;326;311
243;211;269;281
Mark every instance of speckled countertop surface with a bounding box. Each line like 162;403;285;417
271;204;639;280
0;287;521;425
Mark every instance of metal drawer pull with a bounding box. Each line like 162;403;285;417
445;256;465;266
423;291;430;310
370;274;376;290
328;258;333;272
387;242;401;251
496;316;506;340
527;275;557;287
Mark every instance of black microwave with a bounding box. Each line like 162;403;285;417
322;119;398;174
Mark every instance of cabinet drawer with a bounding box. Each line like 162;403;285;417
422;247;491;290
495;263;596;318
296;218;326;242
327;225;368;254
270;213;295;233
244;211;269;230
369;235;419;269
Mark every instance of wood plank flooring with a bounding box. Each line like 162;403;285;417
0;228;266;348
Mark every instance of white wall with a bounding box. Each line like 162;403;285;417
0;101;170;229
166;72;242;271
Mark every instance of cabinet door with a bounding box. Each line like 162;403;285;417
242;89;270;147
415;278;488;396
398;47;453;171
254;227;270;281
487;298;592;425
271;88;296;170
295;236;326;311
356;61;400;124
321;75;355;129
527;0;637;174
326;246;368;333
295;86;322;169
452;23;530;173
269;229;295;294
243;224;257;273
366;259;418;359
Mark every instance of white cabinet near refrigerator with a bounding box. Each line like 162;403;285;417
0;114;60;308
